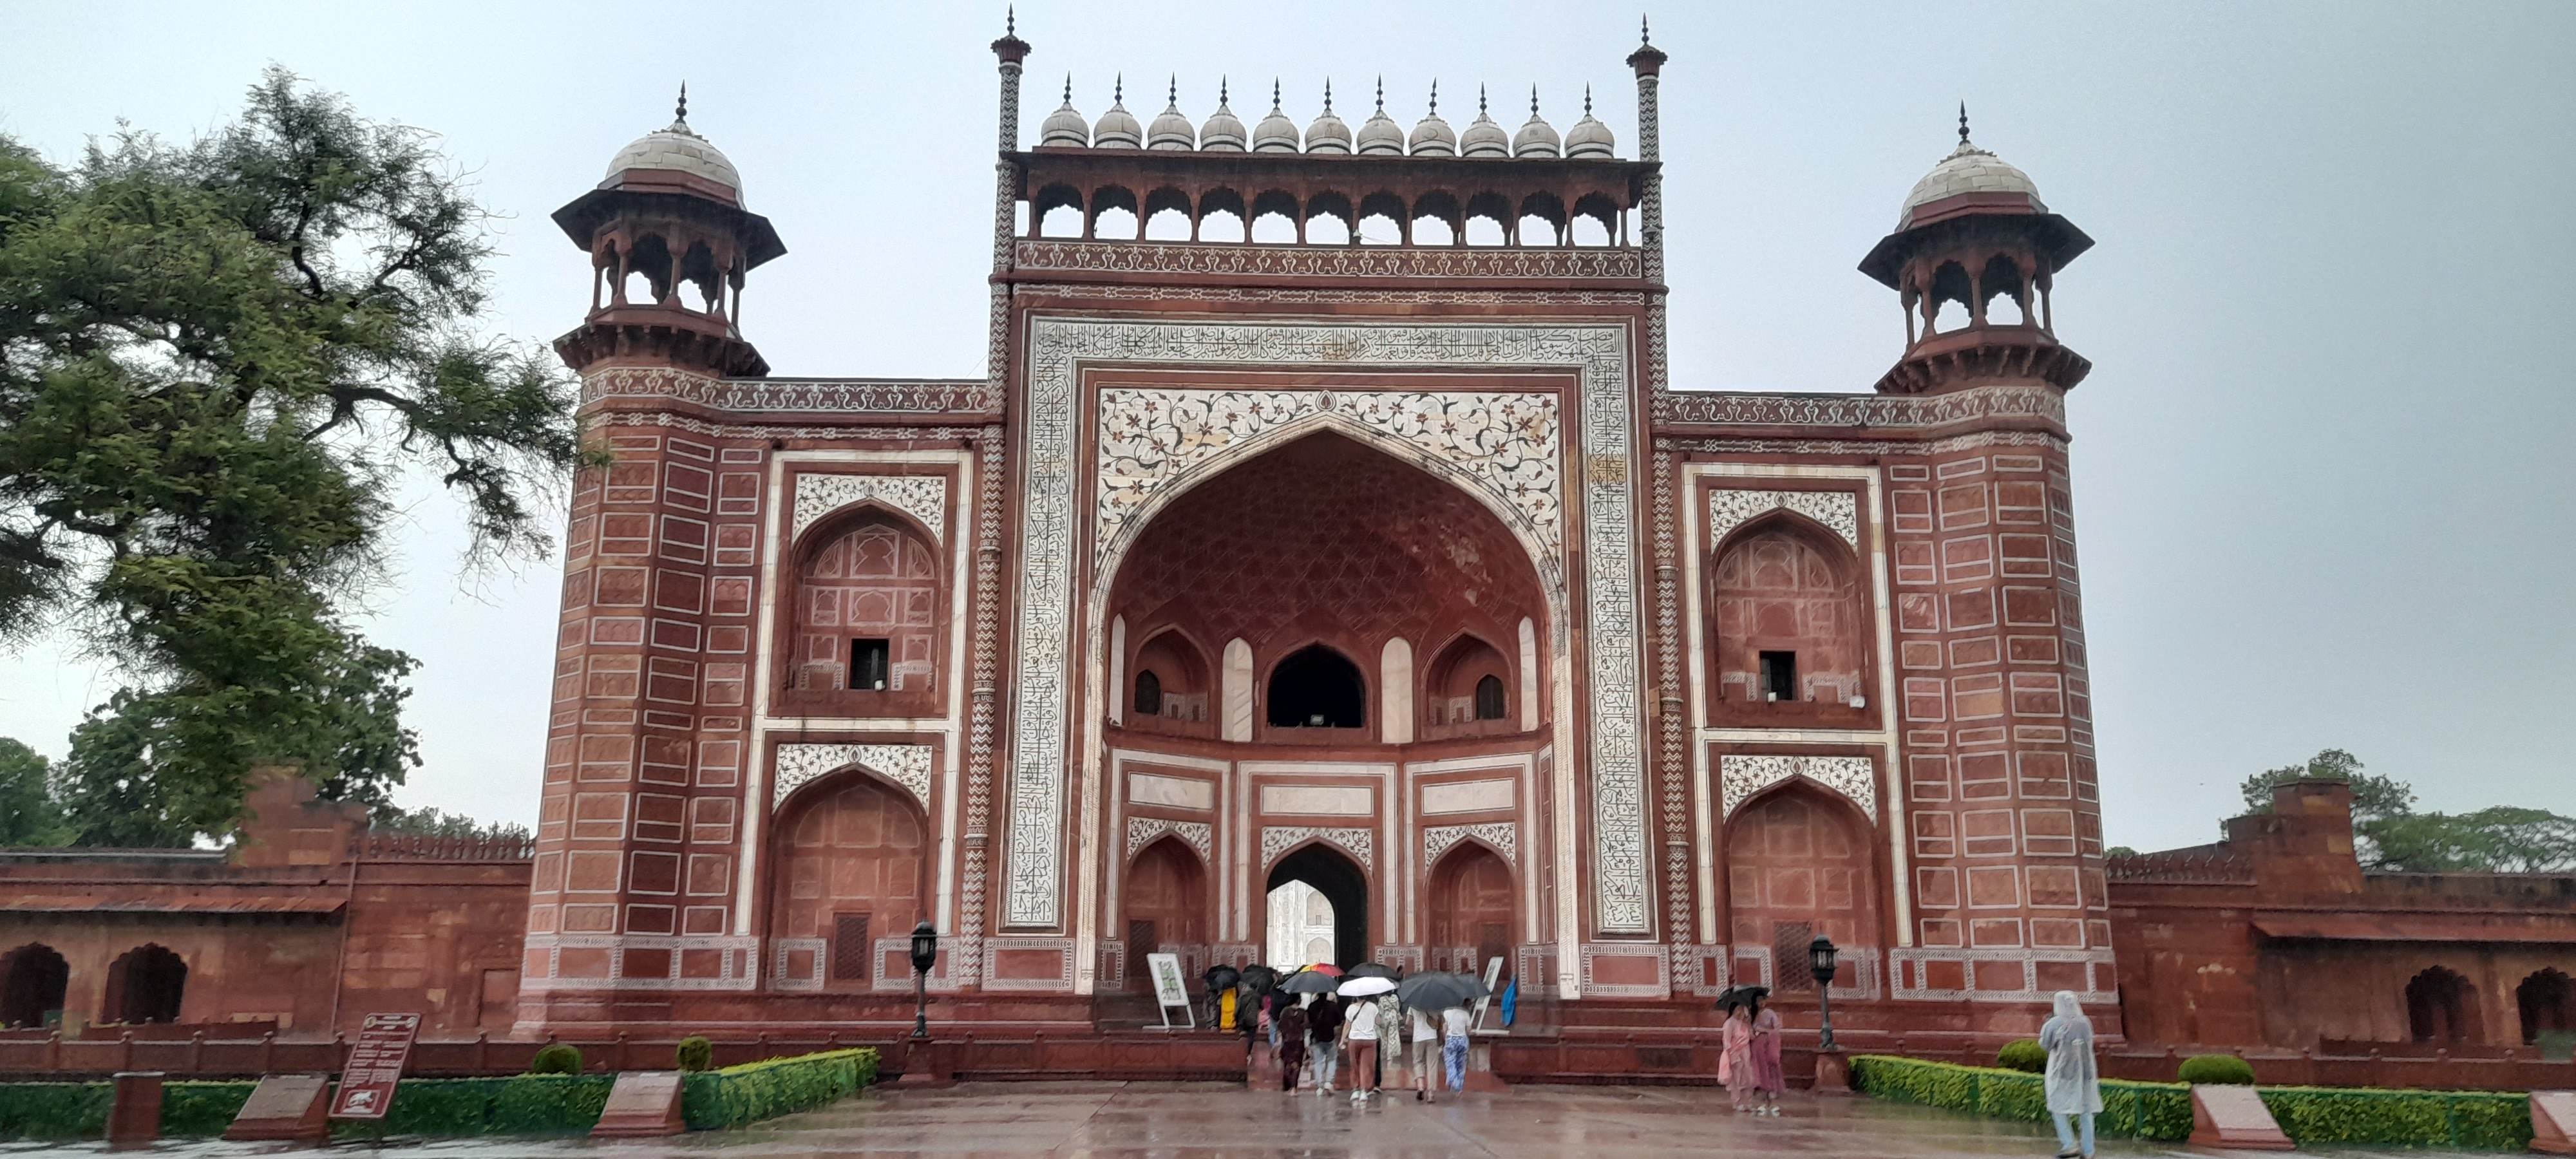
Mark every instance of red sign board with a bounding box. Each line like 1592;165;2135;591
328;1012;422;1120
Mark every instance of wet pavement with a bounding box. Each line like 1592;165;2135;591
13;1082;2510;1157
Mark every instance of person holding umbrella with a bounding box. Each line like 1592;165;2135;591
1336;972;1398;1104
1394;970;1492;1096
1305;990;1343;1095
1406;1003;1441;1102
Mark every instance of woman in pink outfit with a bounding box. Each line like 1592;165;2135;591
1747;992;1786;1114
1718;997;1756;1111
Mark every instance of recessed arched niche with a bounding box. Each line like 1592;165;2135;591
1421;632;1518;739
1124;628;1213;737
1708;510;1871;727
1102;430;1545;747
777;507;945;718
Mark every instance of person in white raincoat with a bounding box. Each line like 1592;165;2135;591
2040;990;2102;1158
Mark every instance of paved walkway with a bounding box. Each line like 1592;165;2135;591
19;1082;2504;1157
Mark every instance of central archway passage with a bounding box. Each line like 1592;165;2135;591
1267;843;1369;969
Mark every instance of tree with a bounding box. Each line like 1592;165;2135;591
0;737;70;845
2238;748;2415;823
0;69;593;842
2235;748;2576;874
374;804;529;843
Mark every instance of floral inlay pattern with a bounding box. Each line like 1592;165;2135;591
1125;816;1214;860
1718;754;1878;824
1423;823;1519;869
773;743;934;810
791;474;949;543
1260;826;1375;872
1707;489;1859;549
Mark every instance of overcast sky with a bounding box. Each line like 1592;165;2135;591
3;2;2570;852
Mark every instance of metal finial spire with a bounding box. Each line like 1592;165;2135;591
1958;101;1971;144
1479;84;1488;116
1113;73;1124;104
1585;84;1594;115
1531;85;1540;117
1429;79;1438;117
1375;76;1385;112
1271;78;1282;112
1323;79;1334;113
1220;76;1229;106
1006;5;1015;35
675;82;688;125
1062;73;1073;103
1168;74;1178;106
1642;14;1652;44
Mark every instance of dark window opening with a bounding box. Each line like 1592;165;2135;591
1134;670;1163;717
1265;645;1366;728
1760;651;1799;702
831;913;871;982
106;945;185;1024
851;639;891;691
2407;965;2478;1044
0;944;69;1029
1473;674;1508;721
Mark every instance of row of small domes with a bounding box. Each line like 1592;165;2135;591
1041;77;1616;159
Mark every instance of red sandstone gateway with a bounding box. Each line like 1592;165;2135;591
0;21;2164;1078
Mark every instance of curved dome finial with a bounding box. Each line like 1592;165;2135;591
1959;100;1972;146
675;82;688;128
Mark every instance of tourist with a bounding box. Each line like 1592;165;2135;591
1408;1006;1441;1102
1719;995;1756;1111
1344;990;1382;1103
2040;990;2101;1158
1748;992;1785;1115
1307;995;1343;1096
1276;1002;1309;1093
1442;1003;1472;1093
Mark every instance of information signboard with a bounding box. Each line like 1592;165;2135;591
1144;952;1195;1030
328;1012;422;1120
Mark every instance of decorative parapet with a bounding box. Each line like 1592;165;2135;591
1012;240;1644;281
582;367;1002;417
2103;851;2255;884
355;831;535;862
1653;382;2063;431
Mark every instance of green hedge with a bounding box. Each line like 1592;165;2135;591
0;1082;111;1138
1850;1055;2534;1150
681;1048;880;1129
160;1081;256;1136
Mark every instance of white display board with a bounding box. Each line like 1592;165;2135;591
1146;952;1195;1030
1472;956;1505;1032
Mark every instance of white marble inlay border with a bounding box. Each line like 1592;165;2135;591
773;743;935;810
1006;320;1646;934
1718;754;1879;823
791;473;949;542
1709;489;1858;548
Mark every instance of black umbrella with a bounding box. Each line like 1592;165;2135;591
1240;964;1280;994
1345;962;1399;980
1280;969;1341;994
1397;970;1491;1012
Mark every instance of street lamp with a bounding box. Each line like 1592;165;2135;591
1808;935;1841;1053
909;921;938;1039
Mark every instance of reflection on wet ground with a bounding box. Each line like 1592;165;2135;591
14;1081;2510;1157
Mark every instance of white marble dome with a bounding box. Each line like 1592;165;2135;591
1304;85;1352;154
1147;81;1197;151
1564;90;1615;158
1200;84;1247;152
1460;90;1509;158
604;120;743;201
1039;78;1089;147
1512;92;1561;158
1408;109;1457;156
1900;138;2044;225
1093;82;1144;149
1252;83;1302;153
1356;106;1405;156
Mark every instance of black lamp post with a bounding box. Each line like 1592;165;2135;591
1808;935;1841;1053
909;921;938;1039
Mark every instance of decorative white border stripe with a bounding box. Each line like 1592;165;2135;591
1005;320;1646;939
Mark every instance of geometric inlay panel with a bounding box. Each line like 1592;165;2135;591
1260;825;1375;872
1125;815;1215;861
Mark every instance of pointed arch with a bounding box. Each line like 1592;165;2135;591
768;772;931;989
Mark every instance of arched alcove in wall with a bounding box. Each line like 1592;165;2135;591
1426;843;1515;978
1104;430;1545;745
1722;784;1879;991
0;943;68;1029
779;507;943;716
1122;836;1209;985
1710;513;1870;721
2408;966;2481;1044
769;773;930;989
1128;628;1214;732
104;945;186;1025
1423;632;1515;737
